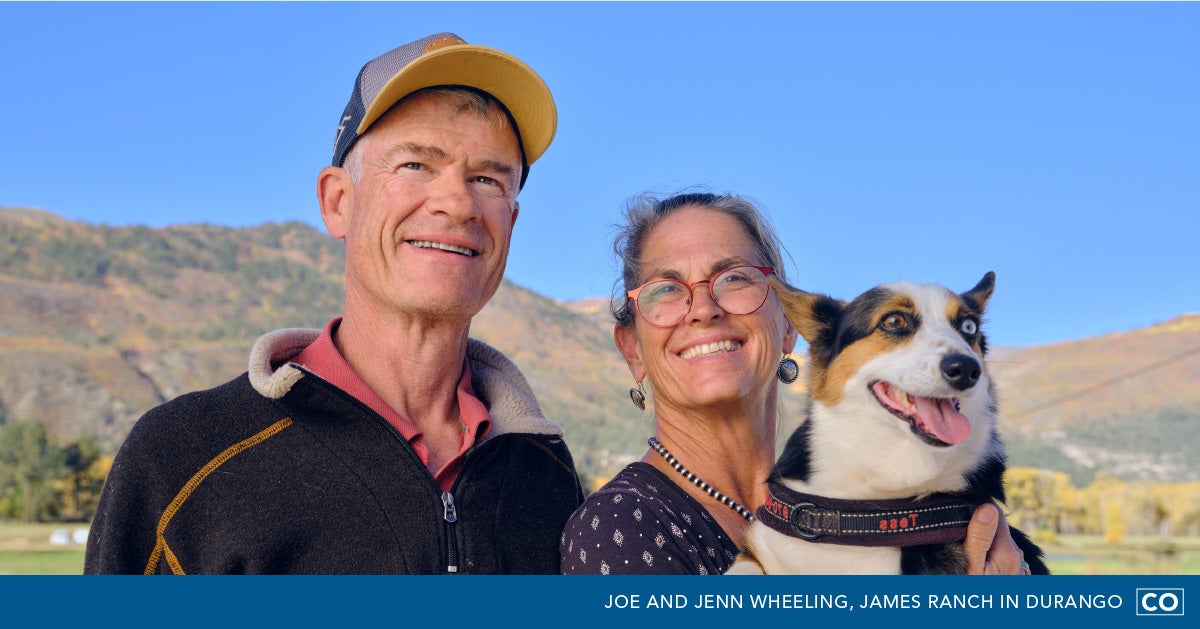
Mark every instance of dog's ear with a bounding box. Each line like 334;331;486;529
961;271;996;314
768;277;843;344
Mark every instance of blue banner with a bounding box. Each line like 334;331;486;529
2;575;1192;627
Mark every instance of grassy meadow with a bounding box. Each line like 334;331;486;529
1040;534;1200;575
2;522;1198;575
0;522;86;575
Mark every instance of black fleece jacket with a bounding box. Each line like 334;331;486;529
84;330;584;574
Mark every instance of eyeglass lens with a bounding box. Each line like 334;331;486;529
636;266;770;327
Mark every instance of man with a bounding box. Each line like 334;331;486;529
85;33;584;574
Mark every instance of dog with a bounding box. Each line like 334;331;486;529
726;272;1048;574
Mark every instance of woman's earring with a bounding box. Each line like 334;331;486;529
778;355;800;384
629;380;647;411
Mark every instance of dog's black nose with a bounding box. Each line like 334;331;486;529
941;354;981;390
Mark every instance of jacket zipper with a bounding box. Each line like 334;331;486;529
290;369;523;574
442;491;459;573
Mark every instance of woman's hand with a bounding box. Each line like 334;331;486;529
963;503;1029;574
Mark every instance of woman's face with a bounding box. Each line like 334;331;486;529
615;206;797;415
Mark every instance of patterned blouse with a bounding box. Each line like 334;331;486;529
559;462;741;575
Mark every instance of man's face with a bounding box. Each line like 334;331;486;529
334;92;522;324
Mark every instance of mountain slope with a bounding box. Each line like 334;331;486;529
990;314;1200;483
0;208;1194;484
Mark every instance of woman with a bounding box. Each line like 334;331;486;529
559;191;1026;575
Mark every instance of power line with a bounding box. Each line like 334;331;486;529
1008;344;1200;418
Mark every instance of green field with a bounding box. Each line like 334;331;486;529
1041;534;1200;575
0;523;87;575
2;522;1197;575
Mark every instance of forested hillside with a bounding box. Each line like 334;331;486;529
1;207;1196;491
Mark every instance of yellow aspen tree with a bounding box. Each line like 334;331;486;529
1104;500;1126;545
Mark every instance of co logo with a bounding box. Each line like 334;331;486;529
1136;589;1184;616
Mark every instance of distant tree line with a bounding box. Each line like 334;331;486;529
1004;467;1200;541
0;420;109;522
3;413;1198;538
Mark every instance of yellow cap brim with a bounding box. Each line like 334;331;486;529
358;44;557;165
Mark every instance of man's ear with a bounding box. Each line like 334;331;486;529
614;324;646;382
509;201;520;234
317;166;353;239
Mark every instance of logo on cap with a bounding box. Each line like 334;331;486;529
424;36;466;54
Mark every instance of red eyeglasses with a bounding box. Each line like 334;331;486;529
627;265;775;328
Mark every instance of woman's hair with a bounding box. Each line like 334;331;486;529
611;191;791;328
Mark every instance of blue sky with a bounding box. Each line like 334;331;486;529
2;1;1197;348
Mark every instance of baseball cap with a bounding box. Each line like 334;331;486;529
331;33;557;185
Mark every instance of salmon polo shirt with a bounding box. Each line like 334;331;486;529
290;318;491;492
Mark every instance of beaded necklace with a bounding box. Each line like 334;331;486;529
647;437;755;522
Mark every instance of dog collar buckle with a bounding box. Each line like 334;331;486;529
788;502;834;540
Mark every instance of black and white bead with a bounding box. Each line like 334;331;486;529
647;437;755;522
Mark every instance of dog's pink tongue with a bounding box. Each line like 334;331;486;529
913;396;971;445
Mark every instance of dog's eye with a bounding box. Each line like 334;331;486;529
881;313;909;331
959;319;979;336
